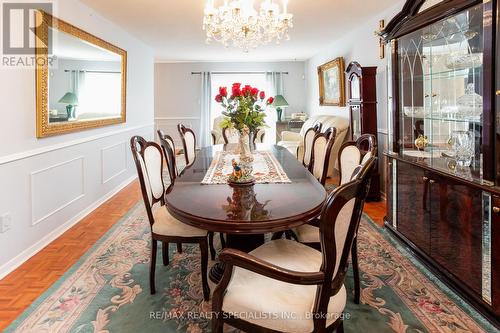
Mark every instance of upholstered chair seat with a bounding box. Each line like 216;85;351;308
222;239;347;333
152;206;207;237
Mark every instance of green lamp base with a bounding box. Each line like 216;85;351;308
66;105;75;119
276;107;283;122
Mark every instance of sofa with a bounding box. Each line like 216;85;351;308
277;115;350;177
211;116;266;144
211;116;226;145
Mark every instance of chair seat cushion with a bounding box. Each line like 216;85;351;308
293;224;320;243
152;206;207;237
222;239;346;333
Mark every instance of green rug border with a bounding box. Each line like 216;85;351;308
4;202;143;332
361;214;498;332
4;203;498;332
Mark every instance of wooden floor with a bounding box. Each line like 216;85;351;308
0;180;386;331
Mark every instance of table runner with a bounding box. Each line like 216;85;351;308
201;150;292;185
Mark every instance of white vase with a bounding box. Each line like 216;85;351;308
239;132;253;161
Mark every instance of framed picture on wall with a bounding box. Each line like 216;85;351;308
318;57;346;106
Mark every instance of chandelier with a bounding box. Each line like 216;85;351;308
203;0;293;52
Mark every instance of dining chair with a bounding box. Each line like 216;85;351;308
222;127;240;144
300;123;322;167
253;128;266;144
309;127;338;186
175;125;226;259
338;134;377;186
295;135;377;304
157;129;178;179
130;136;210;301
212;159;375;333
177;124;196;166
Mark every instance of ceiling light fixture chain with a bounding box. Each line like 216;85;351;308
203;0;293;52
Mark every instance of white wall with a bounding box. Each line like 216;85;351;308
155;61;306;145
304;1;405;195
0;0;155;278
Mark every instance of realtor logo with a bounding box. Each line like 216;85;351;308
2;2;54;68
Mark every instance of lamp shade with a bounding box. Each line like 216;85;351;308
58;92;79;105
272;95;289;108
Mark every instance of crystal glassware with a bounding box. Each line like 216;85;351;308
451;130;474;167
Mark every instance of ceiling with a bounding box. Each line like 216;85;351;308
80;0;401;62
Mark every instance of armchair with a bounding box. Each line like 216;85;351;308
212;160;375;333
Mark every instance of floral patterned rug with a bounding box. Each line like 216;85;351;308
5;203;495;333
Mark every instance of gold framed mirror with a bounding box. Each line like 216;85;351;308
35;11;127;138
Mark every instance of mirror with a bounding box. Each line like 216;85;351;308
35;11;127;137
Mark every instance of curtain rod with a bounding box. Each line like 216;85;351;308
64;70;121;74
191;71;289;75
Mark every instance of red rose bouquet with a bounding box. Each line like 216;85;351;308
214;83;273;134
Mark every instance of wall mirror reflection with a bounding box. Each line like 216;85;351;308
36;11;127;137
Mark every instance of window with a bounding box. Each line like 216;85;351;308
77;72;121;119
210;73;276;143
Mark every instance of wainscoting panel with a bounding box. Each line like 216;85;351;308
31;157;85;226
155;117;201;147
101;142;127;184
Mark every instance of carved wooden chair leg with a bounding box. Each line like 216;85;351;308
208;232;216;260
271;231;284;240
352;236;360;304
162;241;169;266
150;239;157;294
199;238;211;301
176;243;182;254
219;233;226;248
337;319;344;333
285;229;298;240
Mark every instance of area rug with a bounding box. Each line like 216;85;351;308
201;150;291;185
5;204;495;333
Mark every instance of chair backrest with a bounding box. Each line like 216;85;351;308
315;157;376;311
302;123;322;167
157;129;178;182
222;127;240;144
310;127;337;185
177;124;196;166
253;128;266;144
130;136;166;226
338;134;377;185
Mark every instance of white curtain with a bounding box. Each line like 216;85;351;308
200;72;212;147
71;70;86;99
265;72;285;144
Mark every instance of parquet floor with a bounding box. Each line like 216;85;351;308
0;180;386;331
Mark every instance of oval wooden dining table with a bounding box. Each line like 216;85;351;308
165;143;327;282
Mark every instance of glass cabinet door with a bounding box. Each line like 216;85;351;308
397;3;484;181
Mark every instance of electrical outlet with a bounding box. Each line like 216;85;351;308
0;213;12;233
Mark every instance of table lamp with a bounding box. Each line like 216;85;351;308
58;92;79;119
272;95;289;122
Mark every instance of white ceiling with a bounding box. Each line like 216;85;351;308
80;0;401;62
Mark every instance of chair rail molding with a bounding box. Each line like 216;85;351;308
30;156;85;226
0;123;154;166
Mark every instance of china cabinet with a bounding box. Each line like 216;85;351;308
346;62;381;201
380;0;500;326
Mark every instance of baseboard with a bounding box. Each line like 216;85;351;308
0;175;137;280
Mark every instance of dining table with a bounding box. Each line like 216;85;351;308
165;143;327;283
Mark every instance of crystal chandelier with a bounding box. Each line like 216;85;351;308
203;0;293;52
